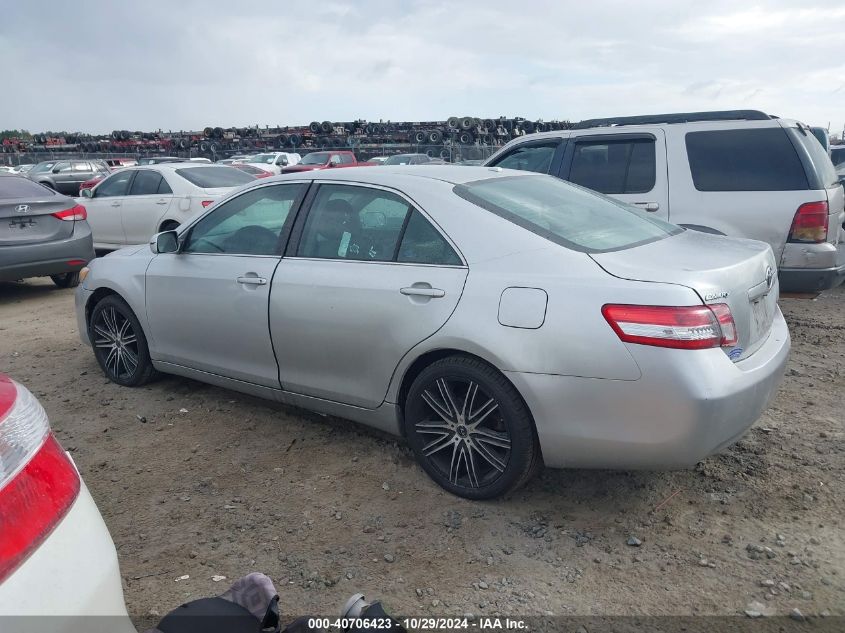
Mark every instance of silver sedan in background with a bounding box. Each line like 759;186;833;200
75;167;790;499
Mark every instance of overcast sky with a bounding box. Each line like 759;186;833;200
1;0;843;134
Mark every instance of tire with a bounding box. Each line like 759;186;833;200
320;121;333;133
309;121;321;133
89;295;157;387
427;129;443;144
50;271;80;288
404;355;540;499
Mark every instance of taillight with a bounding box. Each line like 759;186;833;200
788;201;828;243
201;200;214;208
0;376;80;583
52;204;87;221
602;303;737;350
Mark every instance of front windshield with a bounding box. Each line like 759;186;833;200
300;152;331;165
384;154;420;165
454;174;682;253
248;154;276;165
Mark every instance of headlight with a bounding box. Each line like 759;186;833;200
79;267;90;283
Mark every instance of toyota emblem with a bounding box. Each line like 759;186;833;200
765;266;775;289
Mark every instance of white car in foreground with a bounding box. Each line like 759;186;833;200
0;374;132;632
79;163;255;249
244;152;302;175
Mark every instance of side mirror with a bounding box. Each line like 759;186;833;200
52;167;61;173
80;188;93;198
150;230;179;254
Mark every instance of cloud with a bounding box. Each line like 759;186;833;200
0;0;843;135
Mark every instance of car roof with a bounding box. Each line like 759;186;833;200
273;165;518;186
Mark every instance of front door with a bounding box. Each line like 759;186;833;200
270;183;468;408
145;182;307;387
84;170;135;247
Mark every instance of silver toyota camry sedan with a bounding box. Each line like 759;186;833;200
75;166;790;499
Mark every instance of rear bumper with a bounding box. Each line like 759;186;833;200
507;307;790;470
0;223;94;282
779;263;845;292
0;481;133;631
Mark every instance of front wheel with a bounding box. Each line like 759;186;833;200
89;295;157;386
404;356;541;499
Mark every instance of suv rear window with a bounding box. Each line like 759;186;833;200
454;175;681;253
175;166;254;188
685;128;808;191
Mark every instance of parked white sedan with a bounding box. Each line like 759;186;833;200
79;163;254;250
0;373;133;632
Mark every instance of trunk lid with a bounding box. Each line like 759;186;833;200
0;196;75;246
591;230;779;361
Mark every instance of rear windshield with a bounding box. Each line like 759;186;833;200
454;175;682;253
792;128;839;188
0;177;57;199
300;152;331;165
175;166;254;188
685;128;808;191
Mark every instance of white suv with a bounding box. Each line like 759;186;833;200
485;110;845;293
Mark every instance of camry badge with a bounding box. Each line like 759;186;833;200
15;204;29;214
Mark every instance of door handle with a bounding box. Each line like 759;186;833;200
632;202;660;212
155;200;168;205
110;201;121;207
237;276;267;285
400;286;445;298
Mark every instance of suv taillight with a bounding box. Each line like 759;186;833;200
52;204;87;221
0;376;80;583
788;201;828;243
602;304;737;350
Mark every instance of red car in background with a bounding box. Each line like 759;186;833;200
280;150;369;173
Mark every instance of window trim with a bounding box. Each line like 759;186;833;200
177;180;311;258
560;132;658;194
284;180;467;268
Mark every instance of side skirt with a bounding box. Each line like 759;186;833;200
152;361;402;436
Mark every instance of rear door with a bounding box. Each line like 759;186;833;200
0;179;73;248
84;170;135;247
49;161;74;194
270;182;468;408
120;169;174;244
559;129;670;222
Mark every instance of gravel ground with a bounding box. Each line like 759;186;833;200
0;279;842;625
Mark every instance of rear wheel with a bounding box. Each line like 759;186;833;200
404;356;541;499
89;295;157;386
50;271;80;288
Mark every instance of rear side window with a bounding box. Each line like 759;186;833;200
490;142;559;173
685;128;808;191
175;166;253;188
454;175;681;253
0;177;56;199
792;128;839;188
129;170;164;195
397;210;462;265
568;138;656;194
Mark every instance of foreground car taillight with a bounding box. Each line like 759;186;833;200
0;376;80;583
602;304;737;350
788;201;828;243
52;204;87;221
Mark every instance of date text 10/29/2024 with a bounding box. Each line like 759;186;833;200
306;618;528;631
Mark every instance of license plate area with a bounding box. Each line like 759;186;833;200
9;217;36;229
750;297;774;340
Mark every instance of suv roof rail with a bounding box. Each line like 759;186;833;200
572;110;772;130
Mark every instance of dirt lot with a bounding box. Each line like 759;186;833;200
0;279;842;625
